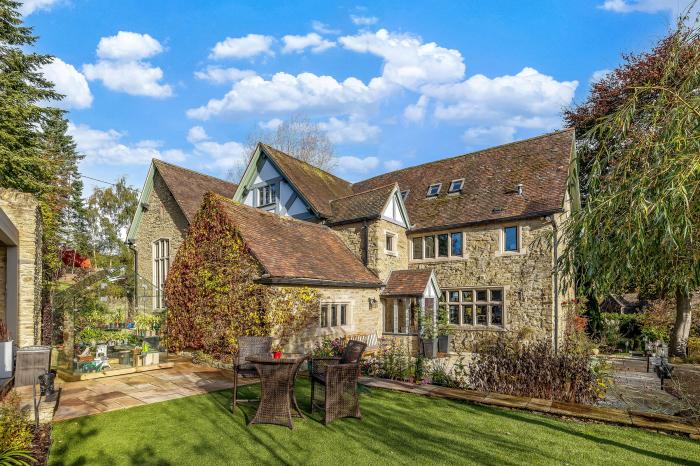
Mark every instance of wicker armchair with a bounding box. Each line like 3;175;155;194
232;336;272;412
310;339;367;424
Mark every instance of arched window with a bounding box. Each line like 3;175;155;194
152;239;170;309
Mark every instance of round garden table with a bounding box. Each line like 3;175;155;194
245;353;307;429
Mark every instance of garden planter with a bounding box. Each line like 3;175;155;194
421;338;437;359
0;340;13;378
438;335;452;353
142;351;160;366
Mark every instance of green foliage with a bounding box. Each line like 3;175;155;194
165;194;320;361
310;337;345;358
0;392;33;454
0;449;35;466
364;338;413;380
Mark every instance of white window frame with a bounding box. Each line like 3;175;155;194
382;297;420;335
410;230;465;262
442;287;506;328
152;238;170;310
426;183;441;197
319;302;350;328
448;178;464;193
256;184;276;207
384;230;398;256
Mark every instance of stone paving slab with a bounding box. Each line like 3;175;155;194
359;377;700;438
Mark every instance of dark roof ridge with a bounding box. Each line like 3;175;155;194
153;158;237;186
352;127;574;187
211;192;334;233
330;182;398;203
259;143;352;186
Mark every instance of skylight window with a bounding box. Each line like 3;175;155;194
449;178;464;193
426;183;441;197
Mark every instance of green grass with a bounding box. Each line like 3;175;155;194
49;380;700;466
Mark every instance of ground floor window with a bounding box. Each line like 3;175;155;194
152;238;170;310
320;303;348;328
383;297;419;334
441;288;504;327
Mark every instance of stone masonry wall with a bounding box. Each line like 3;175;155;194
410;217;559;345
0;189;42;346
133;171;189;308
331;218;408;282
0;246;5;328
278;285;382;352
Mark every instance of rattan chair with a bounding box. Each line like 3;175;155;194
310;339;367;424
232;336;272;412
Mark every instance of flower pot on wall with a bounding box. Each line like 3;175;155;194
421;338;437;359
438;335;452;353
0;340;13;378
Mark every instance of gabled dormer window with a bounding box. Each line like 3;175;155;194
449;179;464;193
257;184;275;207
427;183;441;197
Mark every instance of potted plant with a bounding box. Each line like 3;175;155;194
419;310;438;359
0;322;12;378
272;343;283;360
437;305;453;353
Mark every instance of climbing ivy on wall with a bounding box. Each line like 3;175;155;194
164;193;319;361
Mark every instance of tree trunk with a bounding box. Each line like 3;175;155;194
669;289;692;357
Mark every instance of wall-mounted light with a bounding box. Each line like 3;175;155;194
368;297;377;308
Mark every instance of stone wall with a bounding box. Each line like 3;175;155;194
410;217;561;345
0;189;42;346
278;284;382;352
0;246;5;328
133;170;189;309
331;218;408;282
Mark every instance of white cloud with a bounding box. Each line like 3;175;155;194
282;33;336;54
69;122;186;165
404;95;429;122
599;0;689;14
462;126;516;148
96;31;163;61
19;0;61;16
339;29;465;90
83;60;172;98
590;68;611;84
426;67;577;130
187;71;387;120
41;57;93;109
383;159;403;171
187;126;208;143
319;116;380;144
312;20;340;35
209;34;274;59
334;155;379;175
350;15;379;25
194;66;256;84
259;118;283;130
84;31;172;98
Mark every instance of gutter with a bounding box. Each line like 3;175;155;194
256;276;382;288
409;209;564;234
126;240;138;312
546;215;560;354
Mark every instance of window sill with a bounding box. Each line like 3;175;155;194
449;325;507;331
410;256;468;263
495;250;526;257
385;250;398;257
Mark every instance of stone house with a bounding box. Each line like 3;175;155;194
0;189;42;347
130;128;577;353
126;160;237;310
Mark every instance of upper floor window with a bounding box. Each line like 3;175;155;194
320;303;347;328
385;231;397;255
257;184;276;207
448;179;464;193
426;183;441;197
503;226;520;252
412;232;463;261
153;239;170;309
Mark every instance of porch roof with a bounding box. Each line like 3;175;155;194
381;269;433;297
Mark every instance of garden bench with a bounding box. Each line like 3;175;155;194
347;332;379;355
654;357;674;388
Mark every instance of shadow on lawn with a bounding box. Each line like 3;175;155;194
49;380;700;465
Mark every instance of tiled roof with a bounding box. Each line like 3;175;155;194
214;195;381;287
260;144;353;218
327;183;397;225
154;160;238;223
351;129;574;232
382;269;433;296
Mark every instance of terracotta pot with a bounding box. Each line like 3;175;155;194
273;351;282;359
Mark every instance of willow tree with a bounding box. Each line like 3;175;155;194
559;17;700;357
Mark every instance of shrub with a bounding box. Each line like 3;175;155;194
0;392;33;453
311;337;345;358
364;338;413;380
467;334;608;404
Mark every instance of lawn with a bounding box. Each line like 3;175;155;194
49;380;700;466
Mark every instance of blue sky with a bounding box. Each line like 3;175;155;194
22;0;688;193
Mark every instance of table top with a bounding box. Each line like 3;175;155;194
245;353;307;364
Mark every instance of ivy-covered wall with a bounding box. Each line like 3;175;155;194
164;193;319;361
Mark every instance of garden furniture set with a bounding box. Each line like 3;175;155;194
232;336;366;428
